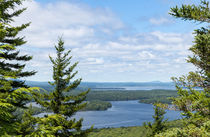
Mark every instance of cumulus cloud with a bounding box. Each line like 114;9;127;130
14;0;124;48
14;0;195;82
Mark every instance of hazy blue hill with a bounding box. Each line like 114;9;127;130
25;81;175;91
25;81;49;86
80;81;174;87
78;81;175;90
25;81;54;91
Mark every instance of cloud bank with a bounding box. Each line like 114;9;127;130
14;0;195;82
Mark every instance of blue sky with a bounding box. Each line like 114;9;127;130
15;0;204;82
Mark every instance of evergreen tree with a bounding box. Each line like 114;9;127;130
156;1;210;136
0;0;36;92
16;104;39;136
0;0;36;135
143;104;167;137
33;38;93;136
0;0;36;107
170;0;209;89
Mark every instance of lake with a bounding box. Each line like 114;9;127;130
37;100;181;129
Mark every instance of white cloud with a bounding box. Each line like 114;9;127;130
14;0;124;48
138;51;155;59
13;0;195;82
149;17;172;25
151;31;184;43
85;58;104;65
174;57;187;63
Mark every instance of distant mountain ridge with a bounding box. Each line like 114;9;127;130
25;81;175;91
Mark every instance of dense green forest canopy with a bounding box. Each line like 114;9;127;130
27;81;178;104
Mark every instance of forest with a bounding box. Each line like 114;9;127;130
22;89;177;115
0;0;209;137
28;81;177;103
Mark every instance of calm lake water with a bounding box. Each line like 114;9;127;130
36;100;181;129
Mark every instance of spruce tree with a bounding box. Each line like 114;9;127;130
33;38;93;136
0;0;36;106
156;1;210;136
0;0;36;135
144;104;167;137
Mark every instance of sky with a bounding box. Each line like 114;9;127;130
13;0;205;82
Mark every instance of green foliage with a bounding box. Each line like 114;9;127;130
86;89;177;102
171;74;209;120
188;27;210;88
17;105;38;136
82;100;112;111
14;105;51;118
0;0;37;135
139;97;172;104
143;104;168;137
89;126;149;137
156;120;210;137
0;87;40;136
156;0;210;136
89;120;184;137
32;38;93;136
26;82;178;104
169;0;210;23
0;0;36;91
14;100;112;118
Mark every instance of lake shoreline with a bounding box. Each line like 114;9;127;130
34;100;181;129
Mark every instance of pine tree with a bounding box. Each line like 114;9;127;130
33;38;93;136
156;1;210;136
144;104;167;137
0;0;36;135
